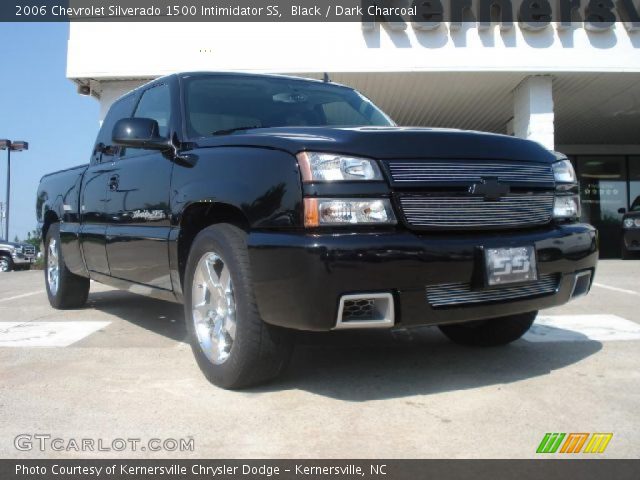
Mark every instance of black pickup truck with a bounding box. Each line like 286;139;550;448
37;72;598;388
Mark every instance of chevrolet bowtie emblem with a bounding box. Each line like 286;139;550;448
469;177;510;201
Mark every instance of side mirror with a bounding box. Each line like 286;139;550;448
618;208;627;214
112;118;171;151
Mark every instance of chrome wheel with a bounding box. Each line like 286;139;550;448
0;257;9;272
47;239;59;295
191;252;237;365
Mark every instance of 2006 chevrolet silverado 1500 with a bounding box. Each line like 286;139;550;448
37;72;598;388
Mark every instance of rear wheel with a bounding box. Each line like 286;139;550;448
45;223;90;309
184;223;293;389
438;311;537;347
0;255;12;272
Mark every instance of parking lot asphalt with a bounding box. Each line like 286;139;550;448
1;261;639;459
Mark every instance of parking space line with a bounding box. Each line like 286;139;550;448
593;283;640;296
0;290;45;303
0;321;111;347
525;314;640;343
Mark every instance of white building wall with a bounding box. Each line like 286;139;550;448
511;76;555;150
68;22;640;80
67;20;640;146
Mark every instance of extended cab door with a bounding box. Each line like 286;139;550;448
80;94;137;276
103;82;174;289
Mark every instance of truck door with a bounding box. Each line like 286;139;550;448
80;94;137;276
104;82;174;289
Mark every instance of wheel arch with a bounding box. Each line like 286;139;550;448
41;210;60;244
177;202;249;291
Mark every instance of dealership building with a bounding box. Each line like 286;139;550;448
66;17;640;257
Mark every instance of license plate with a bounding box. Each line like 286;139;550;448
485;246;537;286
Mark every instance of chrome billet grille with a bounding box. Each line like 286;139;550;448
399;193;554;229
426;274;559;308
387;161;554;185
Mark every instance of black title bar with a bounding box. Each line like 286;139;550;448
1;0;640;27
1;460;640;480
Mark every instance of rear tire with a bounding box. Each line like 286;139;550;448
184;223;293;389
0;255;13;272
438;311;537;347
45;223;90;309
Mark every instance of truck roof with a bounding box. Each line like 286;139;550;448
122;71;351;99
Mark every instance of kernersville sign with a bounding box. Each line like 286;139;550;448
361;0;640;32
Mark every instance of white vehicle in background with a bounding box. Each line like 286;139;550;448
0;241;36;272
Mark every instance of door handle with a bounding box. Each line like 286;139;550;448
108;175;119;191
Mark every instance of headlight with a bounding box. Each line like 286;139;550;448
552;159;577;183
297;152;383;182
553;195;580;219
304;198;396;227
624;218;640;229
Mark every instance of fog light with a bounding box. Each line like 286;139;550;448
304;198;397;227
553;195;580;219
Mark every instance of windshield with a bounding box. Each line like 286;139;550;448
631;196;640;212
182;74;394;138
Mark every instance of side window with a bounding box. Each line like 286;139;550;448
92;94;136;164
135;84;171;136
122;83;171;159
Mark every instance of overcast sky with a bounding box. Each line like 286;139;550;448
0;22;99;242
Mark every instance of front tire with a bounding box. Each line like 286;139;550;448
184;223;293;389
0;255;13;272
45;223;90;309
438;311;537;347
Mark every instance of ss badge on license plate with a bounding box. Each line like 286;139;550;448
485;246;537;286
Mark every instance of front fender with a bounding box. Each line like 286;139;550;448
171;147;303;229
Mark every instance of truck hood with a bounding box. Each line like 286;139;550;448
194;126;557;163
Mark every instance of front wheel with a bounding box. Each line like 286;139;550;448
438;311;537;347
184;223;293;389
0;255;13;272
45;223;90;309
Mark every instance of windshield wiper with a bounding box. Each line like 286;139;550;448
211;125;269;135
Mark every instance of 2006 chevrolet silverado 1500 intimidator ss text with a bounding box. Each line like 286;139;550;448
37;72;598;388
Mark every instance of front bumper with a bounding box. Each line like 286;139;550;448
12;255;35;265
248;224;598;331
623;229;640;251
